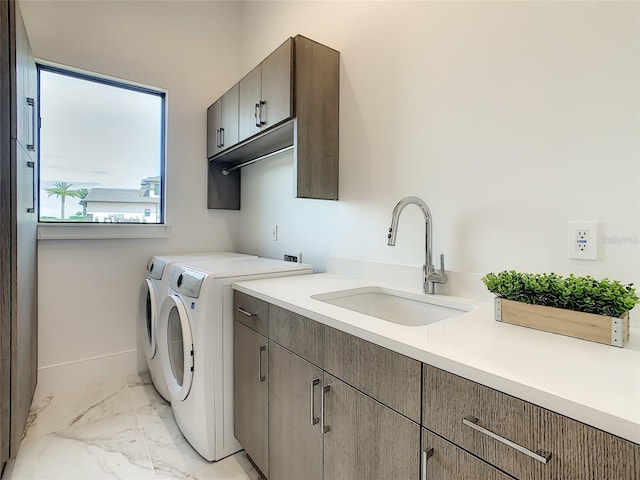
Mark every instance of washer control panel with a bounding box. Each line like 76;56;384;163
169;265;205;298
147;257;167;280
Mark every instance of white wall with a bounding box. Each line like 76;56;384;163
235;2;640;290
21;1;246;389
21;1;640;388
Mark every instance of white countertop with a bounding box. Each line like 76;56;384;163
233;273;640;444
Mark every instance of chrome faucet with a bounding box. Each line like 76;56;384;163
387;196;447;294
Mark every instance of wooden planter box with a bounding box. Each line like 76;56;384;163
495;298;629;347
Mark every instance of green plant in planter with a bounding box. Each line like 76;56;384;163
482;271;639;317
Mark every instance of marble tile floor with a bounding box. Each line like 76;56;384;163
2;372;261;480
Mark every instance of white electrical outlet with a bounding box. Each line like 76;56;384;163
272;225;278;241
568;221;598;260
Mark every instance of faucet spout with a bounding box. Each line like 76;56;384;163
386;196;447;294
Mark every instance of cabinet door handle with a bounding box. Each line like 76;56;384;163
463;416;552;464
321;385;331;433
215;128;220;148
237;307;257;317
255;100;266;128
421;448;433;480
26;97;36;151
258;345;267;383
219;127;224;147
310;378;320;426
26;160;35;213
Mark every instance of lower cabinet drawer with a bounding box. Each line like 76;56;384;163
269;304;325;368
324;326;421;423
423;365;640;480
423;429;515;480
234;291;269;336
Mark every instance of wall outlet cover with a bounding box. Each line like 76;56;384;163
568;221;598;260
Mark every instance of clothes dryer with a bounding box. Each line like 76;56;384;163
140;252;254;401
157;257;312;461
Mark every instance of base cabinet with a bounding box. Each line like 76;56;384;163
268;342;323;480
233;292;640;480
233;292;420;480
233;321;268;478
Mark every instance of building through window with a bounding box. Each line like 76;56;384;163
38;65;165;223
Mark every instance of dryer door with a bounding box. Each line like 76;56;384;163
141;278;158;360
159;294;194;402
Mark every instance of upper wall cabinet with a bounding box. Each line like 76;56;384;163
238;38;292;142
207;35;339;210
207;84;239;158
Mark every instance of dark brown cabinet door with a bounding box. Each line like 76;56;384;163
238;64;261;142
323;373;420;480
269;341;323;480
206;99;221;159
0;0;38;466
233;321;268;478
423;429;515;480
207;85;239;158
260;38;292;131
0;1;11;464
219;84;238;151
14;2;36;157
238;38;292;144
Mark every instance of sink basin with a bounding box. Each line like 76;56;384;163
311;286;476;326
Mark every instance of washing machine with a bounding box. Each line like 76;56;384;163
140;252;255;401
157;257;313;461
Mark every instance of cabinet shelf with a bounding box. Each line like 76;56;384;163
207;35;339;210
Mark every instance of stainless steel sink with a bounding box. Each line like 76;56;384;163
311;286;476;326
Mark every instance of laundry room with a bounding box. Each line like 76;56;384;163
1;1;639;479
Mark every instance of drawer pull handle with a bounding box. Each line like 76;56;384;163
237;307;257;317
463;416;552;464
421;448;433;480
27;97;36;151
258;345;267;382
310;378;320;426
321;385;331;433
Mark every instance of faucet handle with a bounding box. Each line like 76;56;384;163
439;253;445;273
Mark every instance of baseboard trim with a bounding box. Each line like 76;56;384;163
36;349;139;394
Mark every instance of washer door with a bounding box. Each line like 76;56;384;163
141;279;158;360
159;294;194;402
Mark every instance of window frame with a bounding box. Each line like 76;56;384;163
36;61;167;234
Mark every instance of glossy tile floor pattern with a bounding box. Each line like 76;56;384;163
2;372;261;480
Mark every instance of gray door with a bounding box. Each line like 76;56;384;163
269;341;323;480
0;0;38;465
323;374;421;480
219;84;238;150
238;64;261;142
206;99;221;158
233;321;268;477
260;38;292;130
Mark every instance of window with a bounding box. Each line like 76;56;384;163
38;64;165;224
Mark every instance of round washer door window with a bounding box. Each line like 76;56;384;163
141;279;157;360
160;294;194;402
